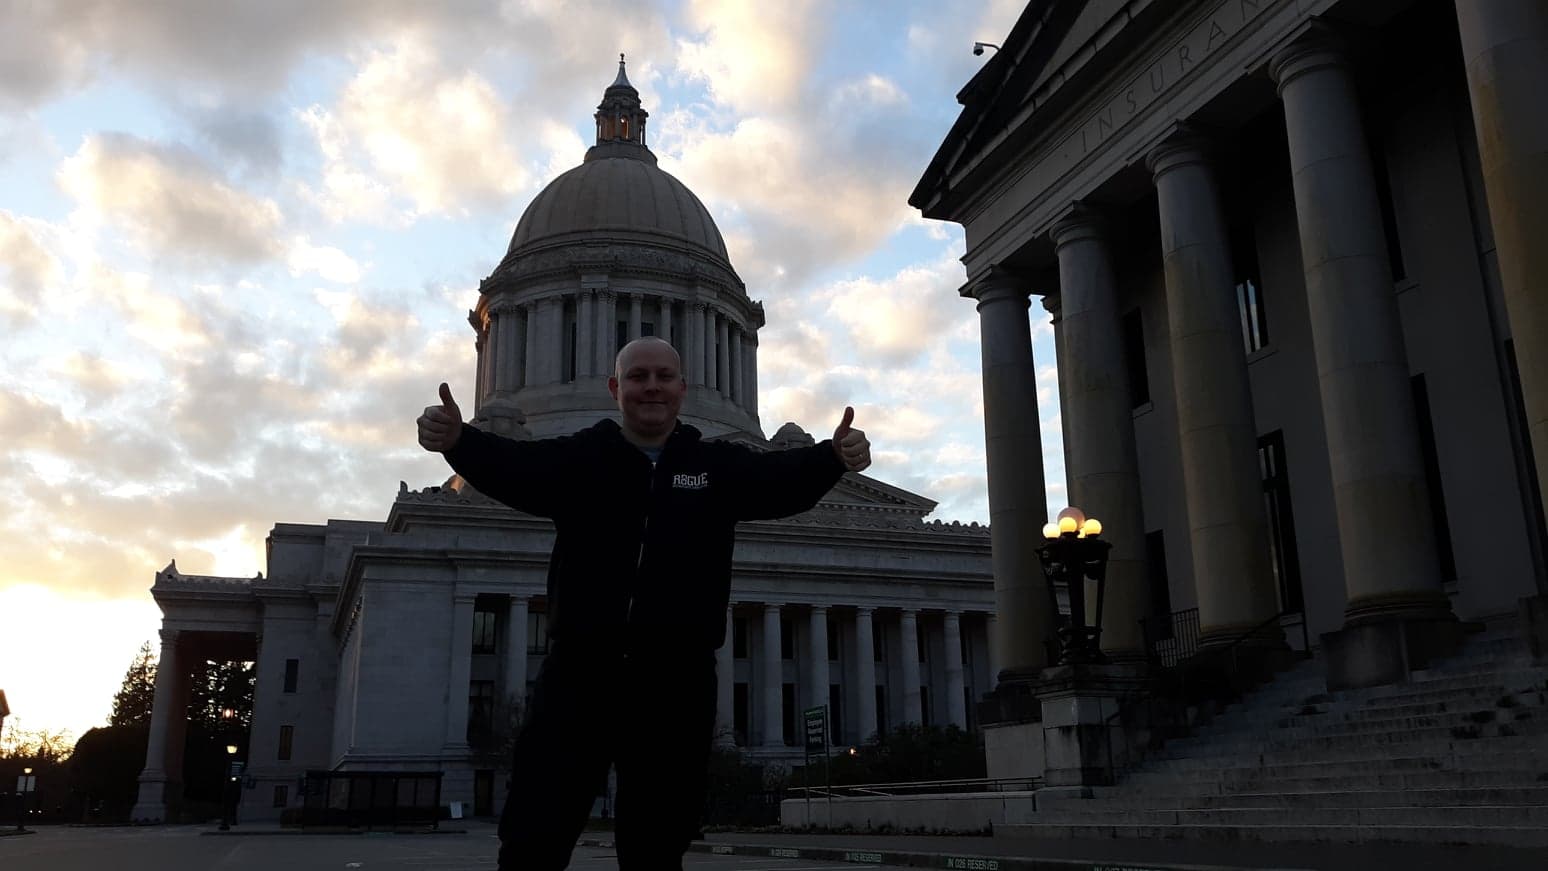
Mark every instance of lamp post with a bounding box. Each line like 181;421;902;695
1038;506;1113;665
220;745;238;831
14;766;32;831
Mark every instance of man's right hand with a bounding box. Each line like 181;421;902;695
417;383;464;452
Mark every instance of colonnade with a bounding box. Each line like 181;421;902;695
472;290;758;407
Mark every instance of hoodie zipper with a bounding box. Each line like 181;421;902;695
627;456;657;629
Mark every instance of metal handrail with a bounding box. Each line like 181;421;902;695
1101;608;1313;778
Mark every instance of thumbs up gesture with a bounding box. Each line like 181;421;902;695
832;406;871;472
417;383;464;452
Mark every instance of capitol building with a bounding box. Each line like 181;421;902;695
130;60;997;824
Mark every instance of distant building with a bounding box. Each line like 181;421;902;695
131;61;996;824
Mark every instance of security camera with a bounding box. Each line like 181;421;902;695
973;42;1000;56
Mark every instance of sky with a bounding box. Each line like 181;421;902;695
0;0;1066;743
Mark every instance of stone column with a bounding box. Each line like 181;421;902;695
628;294;643;340
716;315;732;398
501;306;522;391
688;303;707;387
898;609;922;725
474;317;489;411
969;269;1054;675
854;608;878;743
1456;3;1548;540
986;614;1001;688
131;629;181;822
808;606;830;715
705;309;721;392
762;604;784;748
1146;133;1283;650
730;327;744;405
747;334;759;419
523;301;540;387
445;594;475;748
943;611;967;728
578;291;596;378
595;291;617;376
1050;206;1150;661
1271;33;1454;635
717;606;736;747
506;595;529;711
659;298;674;347
541;297;565;384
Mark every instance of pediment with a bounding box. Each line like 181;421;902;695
820;473;937;513
912;0;1159;218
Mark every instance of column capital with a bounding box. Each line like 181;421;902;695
158;628;180;645
508;593;529;606
596;289;617;303
855;606;874;617
1268;21;1352;94
1144;125;1220;179
762;602;783;613
809;604;829;615
962;265;1031;308
1040;292;1062;322
1049;202;1110;250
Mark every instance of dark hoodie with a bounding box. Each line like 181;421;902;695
444;419;845;658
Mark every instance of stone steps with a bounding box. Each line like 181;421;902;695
1029;629;1548;845
999;822;1548;847
1037;786;1548;811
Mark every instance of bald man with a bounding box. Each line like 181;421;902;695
418;337;870;870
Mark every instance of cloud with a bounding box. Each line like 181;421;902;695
288;238;363;284
0;211;60;322
820;249;975;366
674;0;822;112
58;134;285;266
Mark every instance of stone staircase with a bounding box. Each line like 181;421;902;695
1004;626;1548;845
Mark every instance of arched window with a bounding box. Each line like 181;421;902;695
621;117;629;139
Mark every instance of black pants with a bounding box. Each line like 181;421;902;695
497;645;717;870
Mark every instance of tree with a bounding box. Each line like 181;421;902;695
186;659;255;733
110;642;157;728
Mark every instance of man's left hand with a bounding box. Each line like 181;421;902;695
832;406;871;472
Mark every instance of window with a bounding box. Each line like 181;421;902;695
733;682;749;746
283;659;299;694
916;626;928;663
733;616;748;658
964;686;976;731
1233;218;1269;355
566;319;577;383
642;321;654;337
874;686;888;738
872;624;885;662
921;686;932;726
1145;530;1173;639
782;684;796;746
616;320;629;354
1412;375;1458;581
780;617;793;660
1121;309;1150;408
468;681;496;741
1237;280;1269;354
272;785;289;808
527;612;550;654
278;725;293;761
472;609;498;655
827;619;839;661
828;684;843;742
1369;137;1407;281
1258;431;1304;613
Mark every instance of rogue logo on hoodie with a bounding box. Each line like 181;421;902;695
672;472;709;490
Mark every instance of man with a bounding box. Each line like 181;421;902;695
417;337;870;869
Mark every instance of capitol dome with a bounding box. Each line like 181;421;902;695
506;152;730;264
469;56;765;442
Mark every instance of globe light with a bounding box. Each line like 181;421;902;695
1058;516;1078;534
1082;518;1103;537
1043;522;1061;539
226;745;239;756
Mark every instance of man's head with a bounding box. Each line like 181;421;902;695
609;337;687;444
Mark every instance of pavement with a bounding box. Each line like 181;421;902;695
2;821;1547;870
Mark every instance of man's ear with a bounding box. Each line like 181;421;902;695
607;376;621;399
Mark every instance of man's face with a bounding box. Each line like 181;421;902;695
608;340;687;437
